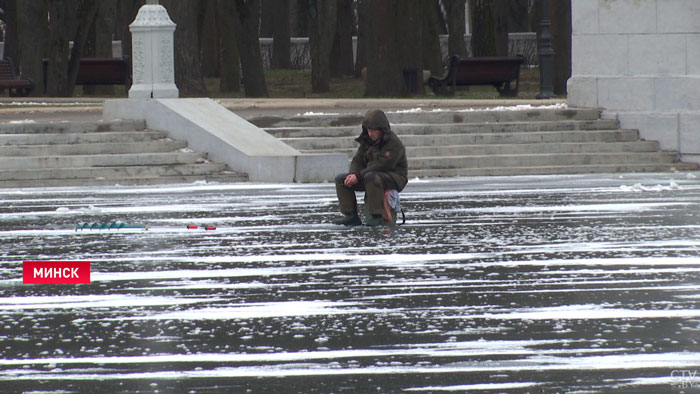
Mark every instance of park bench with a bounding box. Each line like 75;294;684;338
0;58;34;97
42;57;131;93
428;55;524;97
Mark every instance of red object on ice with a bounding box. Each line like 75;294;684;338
205;226;216;231
187;225;198;229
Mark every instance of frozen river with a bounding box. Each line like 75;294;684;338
0;173;699;393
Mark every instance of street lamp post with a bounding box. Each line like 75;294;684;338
537;0;555;99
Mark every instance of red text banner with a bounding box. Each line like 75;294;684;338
23;261;91;284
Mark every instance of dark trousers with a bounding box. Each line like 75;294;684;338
335;171;398;217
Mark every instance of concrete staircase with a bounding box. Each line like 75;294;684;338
251;107;698;177
0;119;247;188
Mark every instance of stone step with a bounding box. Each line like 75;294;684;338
0;173;248;188
303;141;661;158
282;130;642;151
0;140;188;156
0;119;249;188
409;152;681;170
2;152;207;170
264;119;621;138
409;162;699;178
0;119;146;134
0;163;231;181
250;108;602;128
0;131;169;146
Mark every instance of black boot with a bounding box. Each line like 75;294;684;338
364;214;385;227
332;212;362;226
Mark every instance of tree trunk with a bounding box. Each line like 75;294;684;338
395;1;423;95
65;0;99;96
270;0;291;69
200;0;220;78
445;0;468;58
259;0;273;38
507;0;531;32
115;0;142;69
353;0;368;77
16;0;49;96
308;0;336;93
47;0;88;97
434;0;447;35
551;0;571;95
161;0;207;96
84;0;117;95
330;0;353;77
494;0;509;56
217;0;241;93
233;0;268;97
289;0;309;37
2;0;19;62
469;0;496;57
364;0;403;97
421;0;443;76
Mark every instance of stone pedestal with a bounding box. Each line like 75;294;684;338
568;0;700;164
128;0;178;98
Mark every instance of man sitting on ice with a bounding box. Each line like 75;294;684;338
332;109;408;226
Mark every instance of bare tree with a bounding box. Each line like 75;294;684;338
308;0;336;93
233;0;268;97
17;0;49;96
46;0;98;97
444;0;468;58
494;0;509;56
200;0;220;78
395;2;424;95
84;0;117;95
353;0;368;77
422;0;443;75
114;0;143;73
2;0;18;62
269;0;291;69
551;0;571;95
160;0;207;96
364;0;404;97
289;0;309;37
330;0;353;77
469;0;496;56
217;0;240;93
507;0;531;32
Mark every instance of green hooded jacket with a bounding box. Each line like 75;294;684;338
349;109;408;192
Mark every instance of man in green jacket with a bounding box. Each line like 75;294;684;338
332;109;408;226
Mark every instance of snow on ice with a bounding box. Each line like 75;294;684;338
0;172;698;392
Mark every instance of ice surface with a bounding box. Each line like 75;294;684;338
0;172;698;392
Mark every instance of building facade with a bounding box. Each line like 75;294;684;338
568;0;700;164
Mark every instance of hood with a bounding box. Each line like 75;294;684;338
357;109;391;145
361;109;391;133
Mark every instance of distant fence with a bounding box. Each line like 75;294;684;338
1;33;537;72
260;33;538;70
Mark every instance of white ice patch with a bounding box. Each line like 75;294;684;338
619;182;682;192
296;111;343;116
404;382;543;391
390;103;567;114
113;300;379;320
2;352;699;380
2;101;97;107
0;295;214;310
466;304;700;321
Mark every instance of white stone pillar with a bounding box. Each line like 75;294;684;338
128;0;178;98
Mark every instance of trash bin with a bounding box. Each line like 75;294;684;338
402;68;419;94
